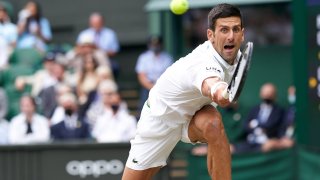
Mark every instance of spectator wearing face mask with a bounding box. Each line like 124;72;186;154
50;92;90;141
135;35;173;118
230;83;286;154
91;80;136;143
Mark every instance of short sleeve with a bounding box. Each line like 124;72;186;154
192;60;224;92
135;53;147;73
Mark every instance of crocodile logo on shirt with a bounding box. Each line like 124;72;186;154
132;158;138;164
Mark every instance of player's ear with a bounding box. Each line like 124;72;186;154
207;29;214;42
241;28;245;42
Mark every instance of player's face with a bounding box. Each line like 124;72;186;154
208;17;244;64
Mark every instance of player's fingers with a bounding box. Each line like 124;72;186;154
222;87;229;99
217;87;231;107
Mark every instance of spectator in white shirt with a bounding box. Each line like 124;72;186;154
92;81;136;143
0;4;17;69
0;88;9;144
8;95;50;144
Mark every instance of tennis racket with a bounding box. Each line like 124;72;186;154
223;42;253;102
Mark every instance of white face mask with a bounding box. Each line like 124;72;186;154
288;95;296;105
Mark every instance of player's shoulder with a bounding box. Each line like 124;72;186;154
190;41;214;59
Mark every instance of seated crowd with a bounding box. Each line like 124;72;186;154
0;1;137;145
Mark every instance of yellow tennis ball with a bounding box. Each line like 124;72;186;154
170;0;189;15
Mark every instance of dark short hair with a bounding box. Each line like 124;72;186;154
148;35;163;45
208;3;242;30
43;52;56;62
20;94;36;107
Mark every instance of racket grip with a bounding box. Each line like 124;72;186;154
222;88;229;99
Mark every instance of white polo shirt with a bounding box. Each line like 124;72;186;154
148;40;241;127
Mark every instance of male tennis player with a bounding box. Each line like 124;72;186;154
122;3;244;180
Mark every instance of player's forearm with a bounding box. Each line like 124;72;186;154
138;74;154;90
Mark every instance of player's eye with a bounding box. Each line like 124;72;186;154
220;28;228;33
233;27;241;33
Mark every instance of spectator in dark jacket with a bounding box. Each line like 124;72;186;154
50;92;90;141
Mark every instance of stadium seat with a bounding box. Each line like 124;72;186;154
9;48;44;70
1;64;35;87
47;43;73;54
4;84;31;120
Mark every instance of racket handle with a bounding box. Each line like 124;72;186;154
222;88;229;99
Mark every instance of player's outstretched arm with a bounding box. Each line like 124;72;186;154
202;77;231;107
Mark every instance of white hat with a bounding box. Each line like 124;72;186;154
77;33;94;45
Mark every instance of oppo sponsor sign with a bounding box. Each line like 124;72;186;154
66;159;124;178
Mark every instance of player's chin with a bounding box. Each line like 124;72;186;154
222;53;236;63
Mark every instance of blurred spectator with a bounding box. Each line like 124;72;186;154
0;87;8;119
0;117;8;145
15;51;57;97
62;33;110;72
263;85;296;150
86;79;125;128
135;35;173;116
92;82;136;143
38;62;73;121
50;92;90;140
96;65;114;81
17;1;52;52
77;65;114;119
231;83;287;153
39;83;72;121
78;12;119;58
8;95;50;144
75;54;100;106
77;12;120;78
0;88;9;144
280;85;295;138
0;3;17;69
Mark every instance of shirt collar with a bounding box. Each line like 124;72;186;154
207;40;241;70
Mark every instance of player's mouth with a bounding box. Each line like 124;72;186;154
223;45;235;54
224;45;235;50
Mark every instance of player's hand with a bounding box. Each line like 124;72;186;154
215;84;231;107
